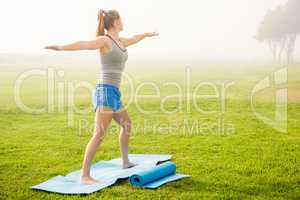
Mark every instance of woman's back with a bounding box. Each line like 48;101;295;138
99;34;128;88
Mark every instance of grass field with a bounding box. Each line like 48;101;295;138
0;54;299;199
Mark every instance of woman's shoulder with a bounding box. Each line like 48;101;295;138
96;35;113;53
96;35;111;44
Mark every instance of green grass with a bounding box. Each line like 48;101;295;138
0;59;299;199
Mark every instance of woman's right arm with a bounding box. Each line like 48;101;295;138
44;36;107;51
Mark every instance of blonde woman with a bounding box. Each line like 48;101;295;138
45;9;159;184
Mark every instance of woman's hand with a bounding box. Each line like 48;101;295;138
146;32;159;37
44;45;63;51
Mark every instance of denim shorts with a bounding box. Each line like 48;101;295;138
92;83;124;112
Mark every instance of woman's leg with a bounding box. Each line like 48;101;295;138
113;108;136;169
81;107;113;184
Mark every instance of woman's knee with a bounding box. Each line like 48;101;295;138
121;121;132;137
93;124;106;141
121;119;132;134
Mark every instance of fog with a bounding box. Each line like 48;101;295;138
0;0;298;63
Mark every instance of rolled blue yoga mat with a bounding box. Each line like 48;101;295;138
129;161;188;188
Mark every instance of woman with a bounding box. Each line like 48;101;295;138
45;9;159;184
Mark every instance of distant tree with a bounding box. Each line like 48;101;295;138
256;6;287;63
284;0;300;64
256;0;300;64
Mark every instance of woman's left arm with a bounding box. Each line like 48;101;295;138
120;32;159;47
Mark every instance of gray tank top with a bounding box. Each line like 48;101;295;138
99;34;128;88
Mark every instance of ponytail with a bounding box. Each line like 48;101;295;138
96;10;106;36
96;9;120;37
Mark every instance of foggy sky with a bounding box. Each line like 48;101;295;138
0;0;298;62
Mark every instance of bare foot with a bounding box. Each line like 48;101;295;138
122;161;137;169
80;176;100;185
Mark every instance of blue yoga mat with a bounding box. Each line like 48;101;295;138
31;154;177;194
129;161;189;189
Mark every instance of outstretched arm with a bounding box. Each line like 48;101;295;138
44;36;108;51
120;32;159;48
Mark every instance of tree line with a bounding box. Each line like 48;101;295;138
256;0;300;64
